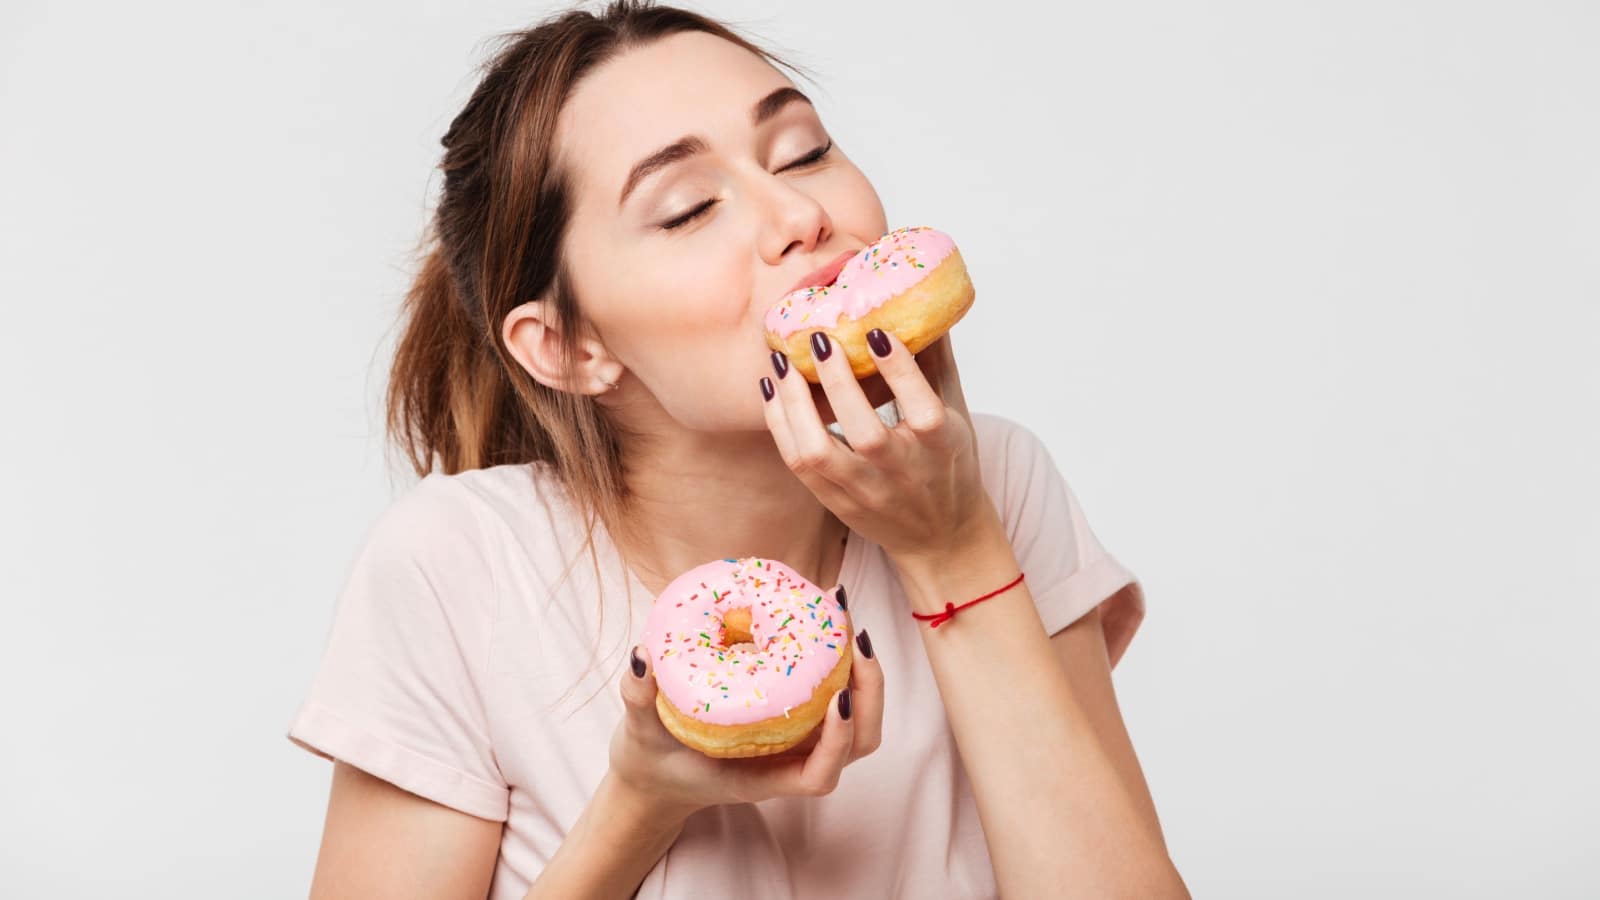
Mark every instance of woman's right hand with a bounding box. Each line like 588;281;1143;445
608;588;883;820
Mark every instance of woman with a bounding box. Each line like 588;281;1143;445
287;2;1186;897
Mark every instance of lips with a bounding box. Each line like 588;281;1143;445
781;248;858;302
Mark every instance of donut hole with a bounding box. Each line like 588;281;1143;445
720;606;756;649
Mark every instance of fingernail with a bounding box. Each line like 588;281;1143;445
760;376;774;401
811;331;833;361
770;350;789;379
630;646;646;678
838;687;852;720
835;584;848;612
867;328;891;358
855;629;874;660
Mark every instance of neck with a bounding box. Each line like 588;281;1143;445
610;428;849;597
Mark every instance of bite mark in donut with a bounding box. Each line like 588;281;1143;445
765;225;976;382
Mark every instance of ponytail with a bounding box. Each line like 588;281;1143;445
386;237;521;477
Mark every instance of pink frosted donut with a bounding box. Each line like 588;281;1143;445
641;556;853;758
763;225;976;382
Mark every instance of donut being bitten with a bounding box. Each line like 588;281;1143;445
641;557;852;758
764;225;975;382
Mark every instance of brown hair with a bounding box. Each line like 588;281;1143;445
384;0;816;708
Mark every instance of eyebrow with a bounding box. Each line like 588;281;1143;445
616;86;814;209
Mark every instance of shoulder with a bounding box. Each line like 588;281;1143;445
967;411;1144;652
968;411;1093;554
363;468;502;561
969;410;1061;501
970;410;1037;459
377;461;566;546
351;462;563;605
373;461;600;604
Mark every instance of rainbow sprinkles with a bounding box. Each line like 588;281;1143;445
641;556;850;726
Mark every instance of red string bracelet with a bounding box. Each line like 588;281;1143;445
911;572;1026;629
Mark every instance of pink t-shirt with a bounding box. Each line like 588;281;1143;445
287;412;1145;899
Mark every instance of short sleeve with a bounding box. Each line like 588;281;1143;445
978;413;1147;669
286;473;509;821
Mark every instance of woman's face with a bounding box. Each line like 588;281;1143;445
548;31;889;432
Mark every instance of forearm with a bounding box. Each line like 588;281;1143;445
893;511;1186;899
522;770;691;900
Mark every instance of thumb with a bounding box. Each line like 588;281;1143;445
620;644;663;726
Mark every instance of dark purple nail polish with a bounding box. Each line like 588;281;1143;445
811;331;833;361
631;646;646;678
855;629;874;660
771;350;789;379
835;584;848;611
838;687;852;720
867;328;891;358
760;376;774;401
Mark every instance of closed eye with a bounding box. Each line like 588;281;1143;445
782;138;834;173
658;140;834;231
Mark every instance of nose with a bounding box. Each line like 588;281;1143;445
757;176;833;267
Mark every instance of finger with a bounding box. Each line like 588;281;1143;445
762;364;848;503
864;329;946;438
760;370;802;468
620;644;666;737
768;349;864;487
790;688;855;796
810;331;892;459
845;627;884;760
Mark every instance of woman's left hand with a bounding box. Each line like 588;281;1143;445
760;328;1001;566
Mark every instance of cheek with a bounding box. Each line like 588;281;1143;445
608;257;757;385
602;250;715;330
825;162;888;240
639;254;752;335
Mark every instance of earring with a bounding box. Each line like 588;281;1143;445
601;378;620;392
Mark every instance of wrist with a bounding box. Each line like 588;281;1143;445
890;501;1007;572
890;510;1020;617
599;768;699;840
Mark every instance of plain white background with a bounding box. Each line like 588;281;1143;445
2;0;1595;896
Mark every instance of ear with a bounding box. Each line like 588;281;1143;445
502;299;623;396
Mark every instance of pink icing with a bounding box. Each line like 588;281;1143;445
764;225;958;338
640;557;849;727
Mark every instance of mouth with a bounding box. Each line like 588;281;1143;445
780;248;859;303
